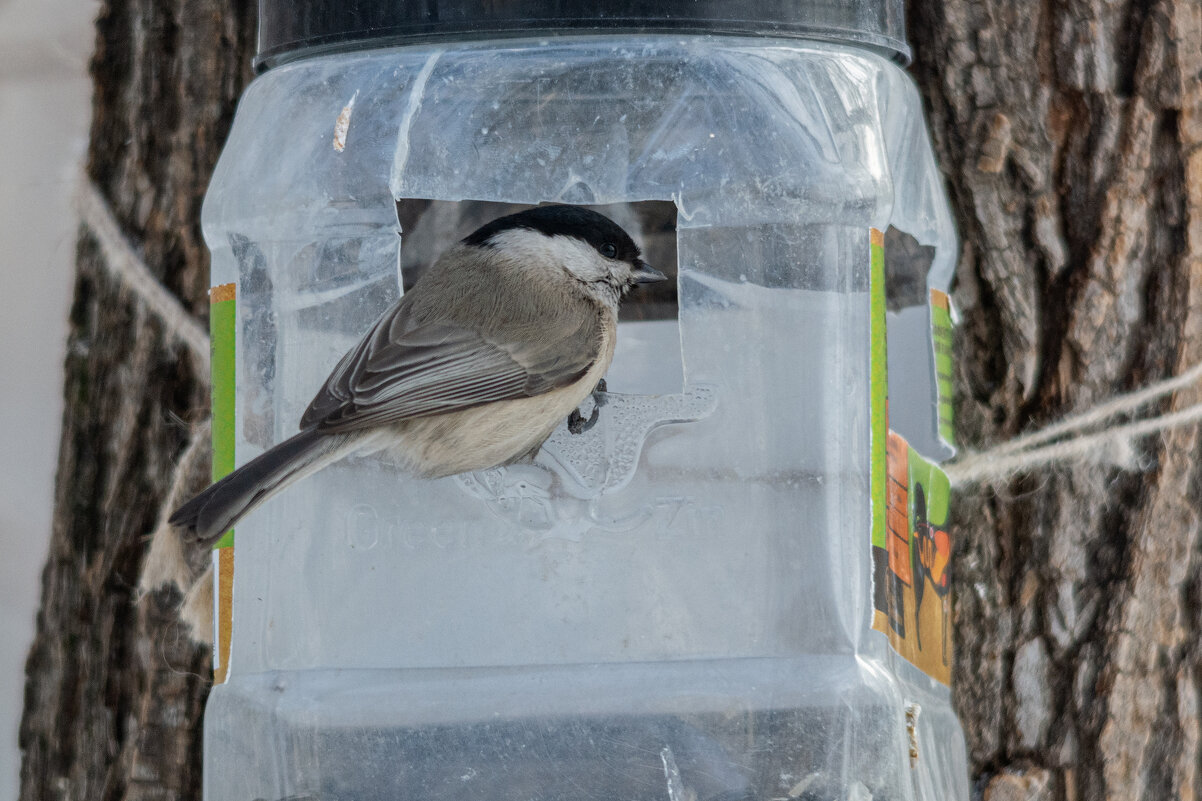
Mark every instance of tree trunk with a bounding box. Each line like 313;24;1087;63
907;1;1202;799
19;0;1201;800
17;1;254;799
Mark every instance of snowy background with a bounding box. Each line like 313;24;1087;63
0;0;96;794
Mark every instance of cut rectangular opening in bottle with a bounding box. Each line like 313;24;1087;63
395;198;682;396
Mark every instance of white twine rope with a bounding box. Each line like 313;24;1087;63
973;360;1202;459
76;176;215;641
946;366;1202;486
140;420;211;595
74;178;211;383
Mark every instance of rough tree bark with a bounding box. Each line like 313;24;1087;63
18;0;1199;799
908;1;1202;800
17;1;254;799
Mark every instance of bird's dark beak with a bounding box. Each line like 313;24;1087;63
632;260;668;284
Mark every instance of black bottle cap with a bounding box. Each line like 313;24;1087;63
256;0;910;70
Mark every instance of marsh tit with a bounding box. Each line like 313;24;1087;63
170;205;666;546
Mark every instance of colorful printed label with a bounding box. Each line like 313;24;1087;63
210;282;236;683
874;433;952;683
869;230;953;685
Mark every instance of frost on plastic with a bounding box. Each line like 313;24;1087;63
201;36;967;801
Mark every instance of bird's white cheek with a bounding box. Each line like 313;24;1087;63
487;228;607;282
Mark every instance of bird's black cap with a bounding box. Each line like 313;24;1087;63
256;1;910;70
463;205;642;263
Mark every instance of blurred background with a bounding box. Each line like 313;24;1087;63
0;0;97;795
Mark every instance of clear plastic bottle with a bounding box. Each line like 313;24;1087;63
201;4;966;800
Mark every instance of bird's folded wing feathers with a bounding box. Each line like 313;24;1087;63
300;300;601;432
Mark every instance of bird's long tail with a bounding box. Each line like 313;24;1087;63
169;427;353;547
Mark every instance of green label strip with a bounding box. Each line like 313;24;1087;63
931;295;956;448
211;285;236;549
870;229;887;550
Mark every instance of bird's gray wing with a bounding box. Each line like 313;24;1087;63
300;299;602;433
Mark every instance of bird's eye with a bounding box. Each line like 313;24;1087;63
600;243;618;259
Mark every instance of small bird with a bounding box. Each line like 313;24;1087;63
170;205;666;546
